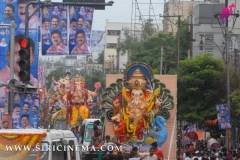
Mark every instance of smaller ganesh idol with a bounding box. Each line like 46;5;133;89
63;74;101;126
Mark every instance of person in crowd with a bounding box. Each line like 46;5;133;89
140;147;158;160
151;142;164;160
93;120;102;139
129;146;141;158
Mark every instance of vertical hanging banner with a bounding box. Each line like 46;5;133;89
12;93;40;129
0;0;39;109
41;5;68;55
41;5;94;56
216;104;231;129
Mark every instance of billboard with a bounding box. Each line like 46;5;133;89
216;104;231;129
41;5;94;56
12;93;40;129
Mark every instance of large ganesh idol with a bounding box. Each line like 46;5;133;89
101;63;174;147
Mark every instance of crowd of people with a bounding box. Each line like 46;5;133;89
69;120;164;160
178;140;240;160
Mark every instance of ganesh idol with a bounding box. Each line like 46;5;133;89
63;74;101;126
111;68;162;141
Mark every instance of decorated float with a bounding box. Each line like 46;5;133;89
39;72;101;129
101;63;175;154
0;130;46;160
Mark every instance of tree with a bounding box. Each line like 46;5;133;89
117;19;178;74
46;67;66;89
177;53;226;124
97;51;104;64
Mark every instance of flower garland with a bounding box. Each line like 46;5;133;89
0;133;46;160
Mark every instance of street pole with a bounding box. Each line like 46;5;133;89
159;15;181;69
224;0;231;149
177;16;181;69
160;47;163;75
225;20;231;150
9;19;15;114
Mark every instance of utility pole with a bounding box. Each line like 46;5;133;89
214;0;240;149
160;15;181;69
160;47;163;75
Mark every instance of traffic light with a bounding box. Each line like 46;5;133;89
18;38;31;82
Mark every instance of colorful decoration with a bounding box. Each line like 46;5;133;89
220;3;235;23
101;62;174;147
41;72;101;128
0;131;46;160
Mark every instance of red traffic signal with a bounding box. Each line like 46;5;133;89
19;38;29;48
18;38;31;82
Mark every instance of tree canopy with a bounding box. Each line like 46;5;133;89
177;53;226;124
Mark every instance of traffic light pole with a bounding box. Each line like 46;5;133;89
9;19;15;114
24;0;114;38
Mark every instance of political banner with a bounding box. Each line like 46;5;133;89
0;0;39;110
216;104;231;129
12;93;40;129
41;5;94;56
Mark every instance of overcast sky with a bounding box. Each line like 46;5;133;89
92;0;165;31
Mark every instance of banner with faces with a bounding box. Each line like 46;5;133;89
12;93;40;129
41;5;94;56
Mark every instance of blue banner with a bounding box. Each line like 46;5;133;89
12;93;40;129
216;104;231;129
41;5;94;56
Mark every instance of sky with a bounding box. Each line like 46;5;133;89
92;0;165;31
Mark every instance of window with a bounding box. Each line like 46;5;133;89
84;124;102;142
107;30;120;36
84;124;94;142
52;141;66;160
106;43;117;48
69;140;76;160
204;34;214;53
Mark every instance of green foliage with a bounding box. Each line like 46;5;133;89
80;71;106;91
231;89;240;116
117;19;190;74
97;51;104;64
46;67;65;89
177;53;226;124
